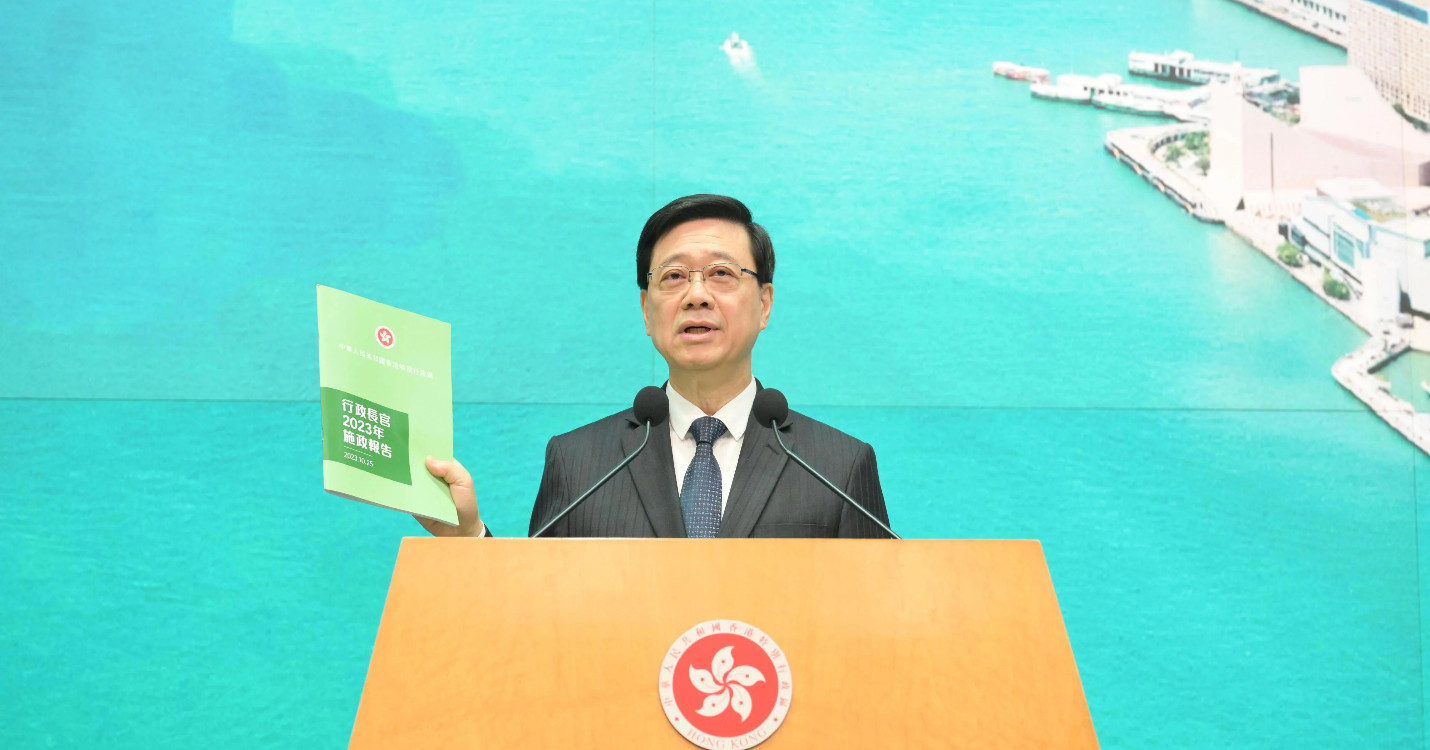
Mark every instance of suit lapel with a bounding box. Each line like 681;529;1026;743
719;409;790;538
623;413;685;538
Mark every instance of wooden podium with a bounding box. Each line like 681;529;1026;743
350;538;1098;748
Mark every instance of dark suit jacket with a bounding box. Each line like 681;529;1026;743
525;399;892;538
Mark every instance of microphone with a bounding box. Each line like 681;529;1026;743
633;385;670;429
531;386;669;537
753;389;901;540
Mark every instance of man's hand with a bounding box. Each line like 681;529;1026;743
416;456;485;537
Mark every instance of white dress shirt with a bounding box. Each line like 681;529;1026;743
667;378;757;514
475;379;757;537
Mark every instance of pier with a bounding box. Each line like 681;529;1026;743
1104;125;1221;223
1217;207;1430;455
1085;47;1430;458
1104;128;1430;457
1330;333;1430;455
1224;210;1430;456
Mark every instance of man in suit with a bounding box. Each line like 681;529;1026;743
416;194;891;538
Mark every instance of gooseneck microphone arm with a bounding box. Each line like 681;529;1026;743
530;386;669;538
530;422;654;538
770;427;902;540
755;389;901;540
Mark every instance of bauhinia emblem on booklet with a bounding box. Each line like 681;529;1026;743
658;620;792;749
317;285;456;525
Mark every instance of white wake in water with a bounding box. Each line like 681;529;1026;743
721;32;760;79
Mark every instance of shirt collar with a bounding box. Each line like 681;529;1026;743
667;378;757;441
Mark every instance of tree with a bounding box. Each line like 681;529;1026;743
1277;243;1303;267
1164;143;1186;164
1323;271;1350;300
1183;131;1209;155
1195;155;1211;175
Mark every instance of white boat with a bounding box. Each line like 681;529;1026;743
992;61;1051;83
1030;73;1122;103
1129;50;1278;87
1092;91;1171;117
721;32;756;71
1030;82;1091;102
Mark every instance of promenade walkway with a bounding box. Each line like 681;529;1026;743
1223;210;1369;333
1105;125;1221;223
1103;98;1430;457
1222;0;1347;48
1223;211;1430;455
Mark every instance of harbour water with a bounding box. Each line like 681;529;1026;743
1;1;1420;748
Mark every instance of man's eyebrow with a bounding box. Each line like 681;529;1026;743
655;250;739;266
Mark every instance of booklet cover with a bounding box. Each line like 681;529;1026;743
317;285;457;525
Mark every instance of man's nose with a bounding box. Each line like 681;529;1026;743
681;274;715;307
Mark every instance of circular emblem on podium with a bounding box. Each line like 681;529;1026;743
375;325;395;349
658;620;792;749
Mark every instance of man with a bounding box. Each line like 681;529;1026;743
416;194;891;538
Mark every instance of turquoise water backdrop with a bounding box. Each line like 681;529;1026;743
3;1;1422;747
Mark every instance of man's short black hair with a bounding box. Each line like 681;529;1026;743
636;194;775;289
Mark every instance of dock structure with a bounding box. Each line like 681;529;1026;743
1033;73;1212;122
1330;333;1430;456
1129;50;1279;87
1218;210;1430;456
1085;48;1430;458
1104;125;1221;223
1101;124;1430;457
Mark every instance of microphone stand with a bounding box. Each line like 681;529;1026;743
530;420;654;538
768;419;901;540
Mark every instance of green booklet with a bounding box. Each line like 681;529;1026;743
317;285;457;525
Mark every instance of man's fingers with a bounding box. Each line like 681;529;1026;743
426;456;474;487
422;455;482;537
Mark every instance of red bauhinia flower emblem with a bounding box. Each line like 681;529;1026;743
688;645;767;722
659;621;793;749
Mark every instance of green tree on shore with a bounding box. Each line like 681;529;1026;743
1323;271;1351;300
1277;243;1302;267
1195;155;1210;175
1164;143;1186;164
1183;131;1209;156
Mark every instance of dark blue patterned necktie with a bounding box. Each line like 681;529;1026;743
681;416;727;538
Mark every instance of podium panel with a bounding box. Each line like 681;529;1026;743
350;538;1098;748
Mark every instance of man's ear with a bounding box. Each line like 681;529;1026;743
758;283;773;331
640;289;651;336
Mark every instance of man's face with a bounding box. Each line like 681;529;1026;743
640;218;773;378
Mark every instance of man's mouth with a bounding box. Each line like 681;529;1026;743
680;323;718;339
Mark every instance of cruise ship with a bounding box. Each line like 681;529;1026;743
1128;50;1279;88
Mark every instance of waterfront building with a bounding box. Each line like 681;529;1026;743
1206;65;1430;216
1289;178;1430;320
1348;0;1430;125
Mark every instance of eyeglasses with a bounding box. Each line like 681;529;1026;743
647;262;760;293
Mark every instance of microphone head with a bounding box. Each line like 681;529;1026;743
632;385;670;427
752;388;788;427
